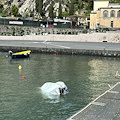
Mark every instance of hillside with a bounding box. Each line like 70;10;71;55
0;0;68;18
0;0;119;19
0;0;93;18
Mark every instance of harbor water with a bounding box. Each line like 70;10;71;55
0;52;120;120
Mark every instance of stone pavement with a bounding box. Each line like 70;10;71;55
0;32;120;43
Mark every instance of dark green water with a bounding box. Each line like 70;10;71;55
0;52;120;120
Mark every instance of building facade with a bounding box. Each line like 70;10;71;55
90;0;120;29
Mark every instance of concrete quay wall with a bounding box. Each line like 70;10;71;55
1;45;120;58
0;32;120;43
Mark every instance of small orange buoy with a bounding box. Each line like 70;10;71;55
22;76;25;79
53;53;57;55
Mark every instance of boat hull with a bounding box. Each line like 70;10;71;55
12;54;30;59
11;50;31;59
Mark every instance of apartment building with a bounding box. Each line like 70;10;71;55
90;0;120;29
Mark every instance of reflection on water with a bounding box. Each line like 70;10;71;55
0;52;120;120
40;90;65;104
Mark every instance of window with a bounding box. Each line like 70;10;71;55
110;10;115;17
111;21;113;28
103;10;108;18
117;10;120;17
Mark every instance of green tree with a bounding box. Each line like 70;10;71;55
35;0;43;16
2;8;7;17
35;0;39;12
62;11;69;17
38;0;43;16
11;5;19;17
78;0;83;9
84;0;93;10
49;3;54;19
110;0;120;3
88;0;93;10
0;2;3;13
58;0;62;18
69;0;74;16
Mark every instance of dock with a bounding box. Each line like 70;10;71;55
67;82;120;120
1;40;120;57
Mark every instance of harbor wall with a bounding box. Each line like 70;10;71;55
0;25;120;43
1;45;120;57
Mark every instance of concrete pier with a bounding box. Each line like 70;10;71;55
67;82;120;120
0;40;120;57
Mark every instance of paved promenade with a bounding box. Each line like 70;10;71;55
0;32;120;43
0;40;120;50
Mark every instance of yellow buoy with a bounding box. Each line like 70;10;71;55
19;65;22;70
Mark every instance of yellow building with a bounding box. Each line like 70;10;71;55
90;0;120;29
